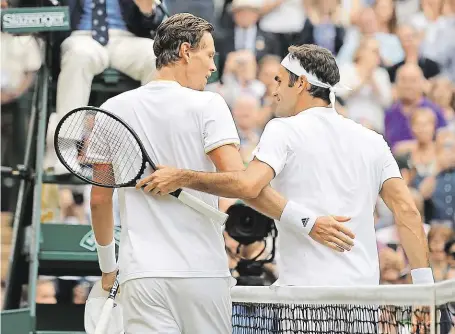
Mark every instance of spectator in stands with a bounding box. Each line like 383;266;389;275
338;36;392;133
215;0;280;77
258;0;306;57
415;130;455;226
58;188;88;225
219;50;265;106
428;77;455;131
336;6;404;66
420;0;455;82
374;0;398;33
373;0;407;66
45;0;166;173
384;64;447;153
394;0;421;24
378;246;408;284
166;0;216;23
407;108;438;178
35;279;57;304
72;281;90;304
387;24;440;83
427;225;455;281
408;0;444;35
444;238;455;279
295;0;346;56
231;94;261;163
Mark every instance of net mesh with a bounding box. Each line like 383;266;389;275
231;281;455;334
56;108;144;187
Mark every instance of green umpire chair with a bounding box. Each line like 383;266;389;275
1;6;137;333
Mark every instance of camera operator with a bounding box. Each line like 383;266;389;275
225;231;277;285
224;203;278;286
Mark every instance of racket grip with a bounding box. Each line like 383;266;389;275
177;190;229;224
94;298;115;334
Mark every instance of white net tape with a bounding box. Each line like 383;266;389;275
230;280;455;334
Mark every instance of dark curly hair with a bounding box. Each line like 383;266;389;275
286;44;340;104
153;13;214;70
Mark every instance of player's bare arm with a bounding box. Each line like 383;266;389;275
90;164;117;291
380;177;433;283
137;144;356;252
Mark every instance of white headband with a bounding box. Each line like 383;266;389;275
281;53;350;111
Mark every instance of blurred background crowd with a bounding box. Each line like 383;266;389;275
1;0;455;310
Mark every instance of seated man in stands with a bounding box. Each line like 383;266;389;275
45;0;166;173
215;0;281;78
384;64;447;154
387;24;440;83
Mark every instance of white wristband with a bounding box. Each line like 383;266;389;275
280;201;317;235
96;239;118;273
411;268;434;284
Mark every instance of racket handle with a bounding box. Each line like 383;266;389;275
94;298;115;334
176;190;228;224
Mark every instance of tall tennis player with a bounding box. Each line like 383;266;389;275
138;44;434;288
90;16;356;333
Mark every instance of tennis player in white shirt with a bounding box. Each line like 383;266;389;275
92;15;356;333
139;44;434;288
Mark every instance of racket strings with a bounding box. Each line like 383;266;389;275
65;112;141;185
56;109;144;187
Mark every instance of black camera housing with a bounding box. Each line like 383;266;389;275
225;204;275;245
224;204;277;286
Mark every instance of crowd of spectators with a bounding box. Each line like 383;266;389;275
1;0;455;310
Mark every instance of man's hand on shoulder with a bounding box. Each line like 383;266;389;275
136;165;188;195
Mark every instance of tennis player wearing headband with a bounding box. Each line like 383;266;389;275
139;44;433;288
93;15;355;333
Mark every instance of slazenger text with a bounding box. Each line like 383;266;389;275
3;13;65;28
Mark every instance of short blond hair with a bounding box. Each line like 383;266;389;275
428;225;455;244
410;108;436;126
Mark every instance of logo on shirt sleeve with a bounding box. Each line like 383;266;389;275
301;218;309;227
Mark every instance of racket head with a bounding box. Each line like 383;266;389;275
54;106;152;188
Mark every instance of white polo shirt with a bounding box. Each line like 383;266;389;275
96;81;239;284
253;107;401;287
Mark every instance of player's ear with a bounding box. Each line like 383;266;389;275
297;76;307;93
179;42;192;63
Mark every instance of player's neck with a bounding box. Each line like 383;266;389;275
294;97;330;115
153;67;189;87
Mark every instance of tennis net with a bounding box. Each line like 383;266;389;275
231;279;455;334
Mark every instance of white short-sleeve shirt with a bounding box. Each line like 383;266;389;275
95;81;239;283
254;107;401;287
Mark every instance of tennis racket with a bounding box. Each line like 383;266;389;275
54;106;228;223
94;275;120;334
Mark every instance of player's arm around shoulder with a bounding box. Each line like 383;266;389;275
136;146;273;199
136;119;356;252
138;117;285;199
378;143;433;284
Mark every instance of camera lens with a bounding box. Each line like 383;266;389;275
225;204;274;245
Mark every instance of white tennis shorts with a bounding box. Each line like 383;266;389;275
121;277;235;334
